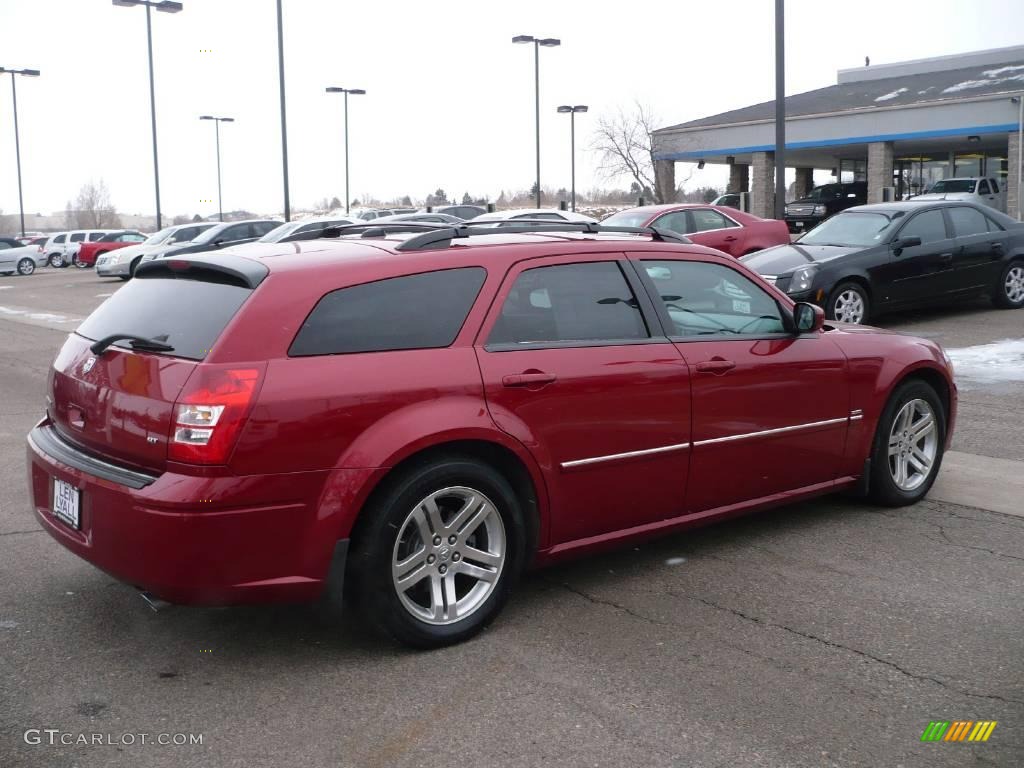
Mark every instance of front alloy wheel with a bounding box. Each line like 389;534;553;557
17;258;35;276
828;282;868;324
392;487;506;625
48;253;64;268
869;380;945;506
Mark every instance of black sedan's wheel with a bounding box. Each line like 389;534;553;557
869;379;945;507
348;456;525;649
826;281;870;324
48;253;64;268
993;260;1024;309
17;258;35;276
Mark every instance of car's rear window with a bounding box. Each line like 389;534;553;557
77;278;252;360
289;267;487;356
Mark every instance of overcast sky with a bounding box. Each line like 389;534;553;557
1;0;1022;220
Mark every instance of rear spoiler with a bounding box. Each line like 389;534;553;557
134;254;269;289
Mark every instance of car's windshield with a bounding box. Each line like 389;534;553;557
145;226;177;245
928;179;975;194
805;184;841;200
259;221;302;242
601;210;652;228
798;212;897;247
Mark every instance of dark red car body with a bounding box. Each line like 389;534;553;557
27;232;956;606
604;204;791;257
76;231;147;267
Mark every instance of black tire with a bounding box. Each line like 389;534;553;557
48;253;64;269
118;275;130;281
129;257;142;277
16;258;35;276
868;379;946;507
992;259;1024;309
826;280;870;324
347;455;526;649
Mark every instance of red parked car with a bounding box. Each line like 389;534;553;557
603;204;790;257
75;230;148;268
27;222;956;648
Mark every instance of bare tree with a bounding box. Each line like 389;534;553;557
68;180;122;229
592;102;693;204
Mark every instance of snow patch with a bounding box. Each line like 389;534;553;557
983;64;1024;77
947;339;1024;385
665;557;687;566
917;87;934;95
875;87;908;102
0;306;26;315
27;312;71;322
943;73;1024;93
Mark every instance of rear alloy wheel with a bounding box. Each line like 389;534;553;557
827;281;869;324
48;253;64;268
17;258;35;276
869;380;945;506
348;457;525;649
994;261;1024;309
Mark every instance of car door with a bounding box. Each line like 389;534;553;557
0;240;15;269
213;223;253;248
881;208;956;307
631;256;851;513
946;205;1009;294
475;255;692;545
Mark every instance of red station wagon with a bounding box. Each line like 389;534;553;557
27;223;956;648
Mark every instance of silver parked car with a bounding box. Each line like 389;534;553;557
0;236;48;276
95;222;217;280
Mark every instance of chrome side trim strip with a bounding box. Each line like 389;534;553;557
692;417;849;448
561;442;690;469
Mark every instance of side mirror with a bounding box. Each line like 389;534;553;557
892;235;921;254
793;302;824;333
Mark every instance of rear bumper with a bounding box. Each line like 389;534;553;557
27;421;374;605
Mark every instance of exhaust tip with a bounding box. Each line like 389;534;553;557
139;590;171;612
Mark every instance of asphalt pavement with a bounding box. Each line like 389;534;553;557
1;268;1022;768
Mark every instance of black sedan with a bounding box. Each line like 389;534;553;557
741;201;1024;324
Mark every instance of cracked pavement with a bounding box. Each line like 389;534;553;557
1;270;1022;767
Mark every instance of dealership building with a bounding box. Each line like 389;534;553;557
651;45;1024;220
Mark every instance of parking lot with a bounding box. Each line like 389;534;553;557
1;268;1022;768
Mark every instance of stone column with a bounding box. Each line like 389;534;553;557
750;152;775;219
794;167;814;200
727;163;749;194
654;159;676;204
1008;130;1021;220
867;142;894;203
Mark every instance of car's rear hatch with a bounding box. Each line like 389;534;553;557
48;257;268;473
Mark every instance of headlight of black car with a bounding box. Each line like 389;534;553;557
788;264;817;293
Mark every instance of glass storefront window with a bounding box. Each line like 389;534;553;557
985;153;1008;186
954;152;984;177
895;155;950;199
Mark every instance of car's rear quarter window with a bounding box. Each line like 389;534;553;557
289;267;487;356
76;277;253;360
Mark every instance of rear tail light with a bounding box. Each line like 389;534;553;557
168;366;263;464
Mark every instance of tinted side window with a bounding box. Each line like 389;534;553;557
652;211;690;234
978;180;991;195
991;179;999;193
899;211;947;244
488;262;649;346
222;225;251;241
254;222;278;236
290;268;487;356
88;232;106;241
642;260;786;337
55;234;67;244
177;227;199;241
0;242;11;250
70;233;86;242
691;209;737;232
948;207;990;237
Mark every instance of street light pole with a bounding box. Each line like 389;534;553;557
557;105;588;212
0;67;39;238
276;0;290;221
513;35;561;208
200;116;234;222
326;87;366;214
112;0;182;231
1014;94;1024;222
774;0;786;219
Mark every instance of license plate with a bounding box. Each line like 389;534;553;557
53;478;80;530
794;221;804;228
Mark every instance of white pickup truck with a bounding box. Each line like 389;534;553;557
912;177;1006;212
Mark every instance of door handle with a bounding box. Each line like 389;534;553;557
938;252;954;262
990;241;1005;252
723;235;738;242
502;372;557;387
695;359;736;374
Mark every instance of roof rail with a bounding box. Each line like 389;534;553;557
318;219;691;251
